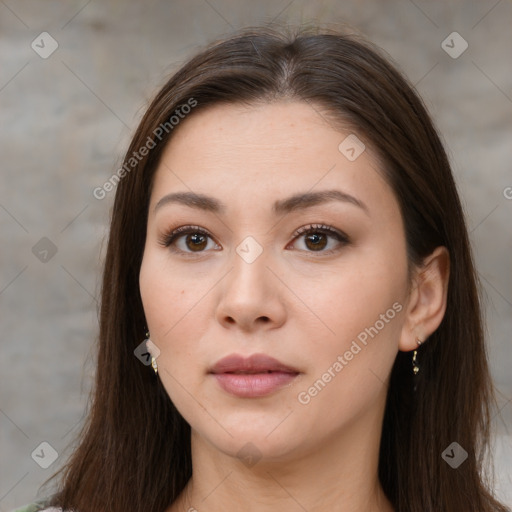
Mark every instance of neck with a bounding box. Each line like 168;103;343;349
170;395;394;512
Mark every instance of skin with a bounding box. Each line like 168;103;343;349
139;100;450;512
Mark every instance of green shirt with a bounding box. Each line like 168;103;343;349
9;500;61;512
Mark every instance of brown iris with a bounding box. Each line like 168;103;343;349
186;233;208;252
304;232;328;251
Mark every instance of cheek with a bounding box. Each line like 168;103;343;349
290;249;406;344
139;250;196;333
290;250;406;406
291;292;403;438
139;250;211;392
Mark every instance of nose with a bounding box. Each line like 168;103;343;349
215;243;287;333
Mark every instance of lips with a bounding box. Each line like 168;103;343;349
209;353;300;398
209;353;300;375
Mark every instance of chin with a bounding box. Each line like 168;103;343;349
189;410;318;464
211;432;304;465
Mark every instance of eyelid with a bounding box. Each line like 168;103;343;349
291;223;347;240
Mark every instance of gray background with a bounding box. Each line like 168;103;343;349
1;0;511;510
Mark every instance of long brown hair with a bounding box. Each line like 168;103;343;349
43;24;509;512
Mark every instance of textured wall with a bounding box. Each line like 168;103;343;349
1;0;511;509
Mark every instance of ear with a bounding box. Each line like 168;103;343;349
398;246;450;352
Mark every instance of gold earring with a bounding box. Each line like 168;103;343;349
145;331;158;375
412;350;419;375
412;337;423;375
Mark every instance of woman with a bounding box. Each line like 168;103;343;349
13;24;509;512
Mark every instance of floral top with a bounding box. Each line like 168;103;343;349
10;500;62;512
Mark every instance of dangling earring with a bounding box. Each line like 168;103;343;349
412;337;423;375
145;331;158;375
151;356;158;375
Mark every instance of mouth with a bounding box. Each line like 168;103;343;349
209;353;301;398
224;370;281;374
209;353;300;374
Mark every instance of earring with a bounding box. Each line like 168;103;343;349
412;337;423;375
145;331;158;375
412;350;419;375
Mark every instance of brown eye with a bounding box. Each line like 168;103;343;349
290;224;349;254
304;232;328;251
184;232;208;252
159;225;219;255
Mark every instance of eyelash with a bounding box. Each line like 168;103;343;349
158;223;350;257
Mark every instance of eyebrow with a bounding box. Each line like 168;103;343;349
154;189;369;216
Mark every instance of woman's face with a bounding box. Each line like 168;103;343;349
139;100;411;462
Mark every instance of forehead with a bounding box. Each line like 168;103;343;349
149;101;396;218
161;100;349;159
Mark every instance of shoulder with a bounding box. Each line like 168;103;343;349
9;502;63;512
